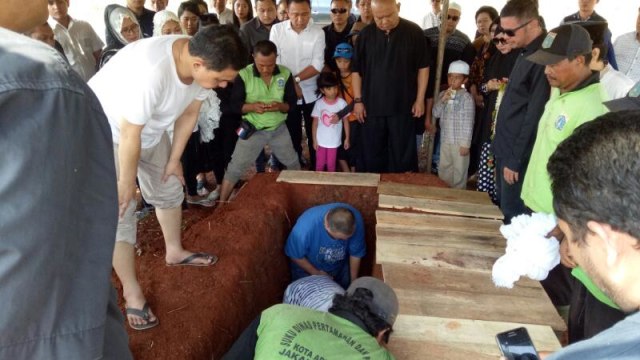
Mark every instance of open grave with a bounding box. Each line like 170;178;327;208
117;171;448;359
119;171;567;359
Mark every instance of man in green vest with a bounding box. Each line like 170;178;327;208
220;39;300;202
223;276;398;359
521;24;623;343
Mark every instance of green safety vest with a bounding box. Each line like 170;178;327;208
521;81;619;309
239;64;291;130
255;304;395;360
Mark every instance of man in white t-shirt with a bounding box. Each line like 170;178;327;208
421;0;441;30
47;0;104;81
89;25;246;331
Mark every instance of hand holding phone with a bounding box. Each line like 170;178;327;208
496;327;540;360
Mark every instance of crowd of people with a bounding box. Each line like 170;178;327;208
3;0;640;358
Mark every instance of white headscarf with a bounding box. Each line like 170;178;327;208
108;6;142;45
153;10;186;36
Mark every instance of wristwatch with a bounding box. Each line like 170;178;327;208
354;97;362;103
294;76;301;84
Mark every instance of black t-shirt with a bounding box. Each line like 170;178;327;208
352;19;430;117
423;28;475;99
323;21;354;72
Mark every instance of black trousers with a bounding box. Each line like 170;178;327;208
286;101;315;168
181;130;203;196
495;157;529;224
358;114;418;173
210;114;240;185
568;276;627;343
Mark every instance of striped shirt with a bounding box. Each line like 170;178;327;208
614;32;640;83
283;275;345;312
432;88;475;147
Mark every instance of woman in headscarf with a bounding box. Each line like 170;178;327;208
98;4;142;69
152;10;185;36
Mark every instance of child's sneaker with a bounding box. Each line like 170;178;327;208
197;180;209;197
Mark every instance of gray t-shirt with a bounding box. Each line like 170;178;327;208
0;28;130;359
547;311;640;359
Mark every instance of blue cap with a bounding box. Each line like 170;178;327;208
333;43;353;59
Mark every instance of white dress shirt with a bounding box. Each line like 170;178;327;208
600;63;635;101
216;8;233;25
421;11;441;30
269;19;325;104
48;16;104;82
614;31;640;83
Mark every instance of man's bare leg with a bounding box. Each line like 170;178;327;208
219;179;236;203
113;242;157;327
158;206;214;265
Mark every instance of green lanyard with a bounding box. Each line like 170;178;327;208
572;266;620;310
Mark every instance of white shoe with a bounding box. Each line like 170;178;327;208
186;195;215;207
207;188;220;201
197;184;210;197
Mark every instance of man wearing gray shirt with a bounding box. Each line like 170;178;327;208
0;0;131;358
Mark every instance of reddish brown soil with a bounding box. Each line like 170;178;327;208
116;172;447;359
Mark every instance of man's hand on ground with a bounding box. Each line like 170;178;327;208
163;158;185;185
117;181;137;219
503;166;519;185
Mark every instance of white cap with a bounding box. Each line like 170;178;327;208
449;2;462;13
448;60;469;75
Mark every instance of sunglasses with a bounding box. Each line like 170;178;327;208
331;8;348;14
447;15;460;22
501;19;532;37
492;37;507;45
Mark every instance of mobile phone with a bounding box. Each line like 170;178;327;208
495;327;540;360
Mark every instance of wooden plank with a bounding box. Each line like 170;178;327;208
379;194;504;220
378;182;492;205
376;210;503;236
376;226;506;252
276;170;380;187
388;315;561;360
382;263;567;332
376;241;502;272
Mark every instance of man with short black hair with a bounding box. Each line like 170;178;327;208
492;0;549;223
562;0;617;70
220;40;300;202
150;0;168;12
89;25;246;330
323;0;354;71
240;0;279;56
522;23;621;343
127;0;156;37
1;0;131;357
47;0;103;81
540;111;640;359
285;203;366;289
269;0;325;168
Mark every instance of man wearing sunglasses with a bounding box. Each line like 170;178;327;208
323;0;355;72
491;0;549;224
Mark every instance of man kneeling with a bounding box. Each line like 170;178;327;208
219;40;300;202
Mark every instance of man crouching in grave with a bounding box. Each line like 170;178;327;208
285;203;366;289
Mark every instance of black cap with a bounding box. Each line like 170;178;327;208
571;20;608;45
346;277;399;326
604;81;640;112
527;24;593;65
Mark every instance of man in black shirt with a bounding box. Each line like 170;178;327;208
561;0;617;70
352;0;429;173
492;0;549;223
323;0;355;72
126;0;155;37
240;0;279;56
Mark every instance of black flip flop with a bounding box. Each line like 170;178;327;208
125;303;159;331
166;252;219;267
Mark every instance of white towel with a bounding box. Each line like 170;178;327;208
492;213;561;288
